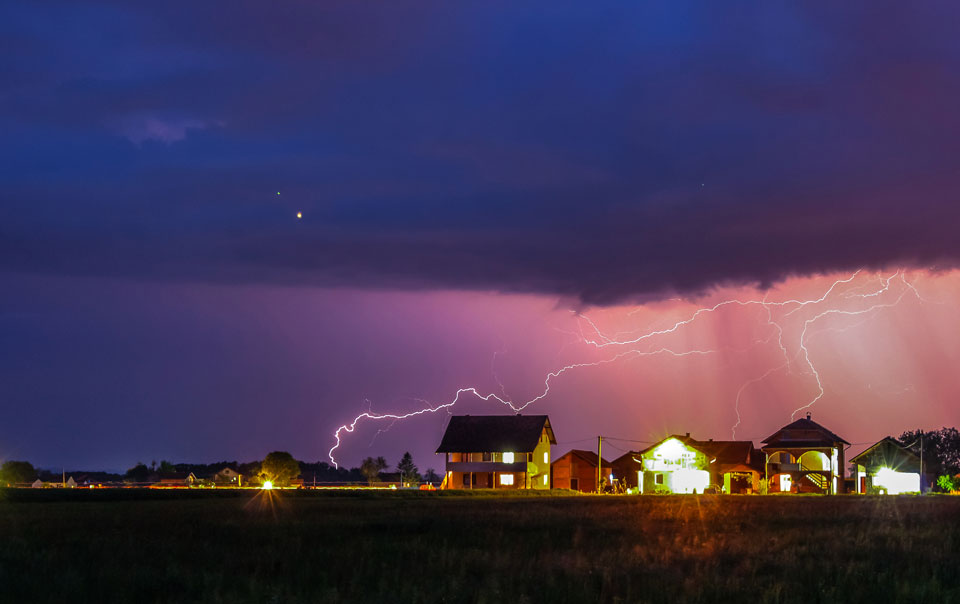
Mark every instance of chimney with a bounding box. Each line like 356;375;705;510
685;432;690;437
806;412;811;420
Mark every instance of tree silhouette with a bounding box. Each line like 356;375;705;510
360;456;388;484
0;460;37;485
259;451;301;486
396;452;419;485
423;468;441;485
124;463;151;483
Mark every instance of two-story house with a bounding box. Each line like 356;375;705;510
638;434;762;494
436;414;556;490
762;413;848;494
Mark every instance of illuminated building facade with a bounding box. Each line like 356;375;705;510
850;437;924;494
761;413;848;494
436;415;556;490
551;449;612;492
637;435;762;494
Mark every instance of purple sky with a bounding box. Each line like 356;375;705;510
2;2;960;471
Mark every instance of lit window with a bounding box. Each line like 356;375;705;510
542;474;548;485
779;474;792;492
500;474;514;485
502;452;515;463
543;452;549;463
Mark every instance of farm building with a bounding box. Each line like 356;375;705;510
436;414;556;490
551;449;612;492
157;472;197;487
213;465;243;485
762;413;848;494
637;434;762;494
850;437;924;494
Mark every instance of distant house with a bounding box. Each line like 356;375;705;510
31;479;43;488
551;449;611;492
213;465;242;486
436;414;556;490
157;472;197;487
638;434;762;494
762;413;848;494
65;476;77;488
850;437;923;494
610;452;642;490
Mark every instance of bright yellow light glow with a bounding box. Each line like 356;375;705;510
644;438;700;472
874;468;920;494
500;473;514;485
542;474;548;485
262;480;274;490
502;452;515;463
296;211;302;219
671;468;710;494
543;452;548;463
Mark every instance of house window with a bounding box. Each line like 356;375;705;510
542;474;548;485
543;452;548;463
502;452;515;463
482;452;491;462
528;453;533;462
500;474;514;486
463;474;471;487
655;474;664;485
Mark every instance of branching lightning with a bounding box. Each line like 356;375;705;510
327;269;924;467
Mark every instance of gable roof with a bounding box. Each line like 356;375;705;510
761;416;849;446
436;415;556;453
850;437;921;467
610;451;641;466
555;449;611;467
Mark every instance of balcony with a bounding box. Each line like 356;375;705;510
767;462;800;473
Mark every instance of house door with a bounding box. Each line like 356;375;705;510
570;478;579;491
860;476;866;494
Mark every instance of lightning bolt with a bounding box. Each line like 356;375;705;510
327;269;925;467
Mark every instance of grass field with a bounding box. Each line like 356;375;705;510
1;489;958;603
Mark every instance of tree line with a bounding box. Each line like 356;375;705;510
0;450;440;488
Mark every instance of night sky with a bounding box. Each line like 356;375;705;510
3;2;960;472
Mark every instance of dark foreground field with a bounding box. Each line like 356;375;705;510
1;490;959;604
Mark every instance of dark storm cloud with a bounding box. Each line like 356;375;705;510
3;1;960;303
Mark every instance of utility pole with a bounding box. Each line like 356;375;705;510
920;428;924;495
597;436;603;493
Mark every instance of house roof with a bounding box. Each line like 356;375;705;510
158;472;195;480
850;436;921;467
639;435;759;467
761;416;849;446
555;449;611;467
610;451;641;467
436;415;556;453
